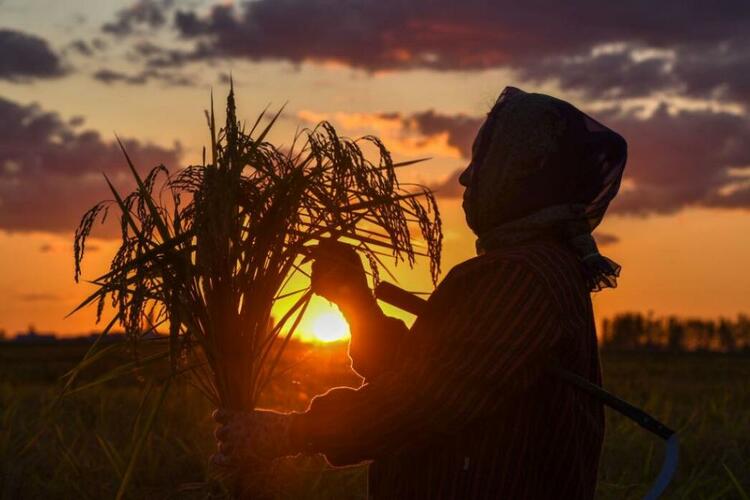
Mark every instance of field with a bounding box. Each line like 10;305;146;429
1;343;748;499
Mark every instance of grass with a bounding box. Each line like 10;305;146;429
1;344;747;499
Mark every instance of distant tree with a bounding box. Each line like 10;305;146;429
601;318;612;344
667;317;685;351
607;313;645;350
717;319;735;352
602;312;748;353
736;315;750;351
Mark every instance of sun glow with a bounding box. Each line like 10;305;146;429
310;311;350;343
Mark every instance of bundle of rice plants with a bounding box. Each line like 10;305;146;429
72;85;442;498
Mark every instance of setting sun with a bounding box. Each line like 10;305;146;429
310;311;351;343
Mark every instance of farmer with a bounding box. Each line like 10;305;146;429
213;86;627;499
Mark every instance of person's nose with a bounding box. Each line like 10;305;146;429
458;162;473;187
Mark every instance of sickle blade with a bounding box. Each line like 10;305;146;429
644;434;679;500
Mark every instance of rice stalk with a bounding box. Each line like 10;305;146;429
72;84;442;497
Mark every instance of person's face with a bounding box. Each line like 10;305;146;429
459;116;494;229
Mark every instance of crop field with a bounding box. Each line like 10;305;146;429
1;343;748;499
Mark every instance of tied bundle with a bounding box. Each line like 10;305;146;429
71;86;442;497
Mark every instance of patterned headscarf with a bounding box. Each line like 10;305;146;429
465;87;627;291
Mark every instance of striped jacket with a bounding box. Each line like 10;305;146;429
293;238;605;499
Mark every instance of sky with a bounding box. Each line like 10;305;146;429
1;0;749;340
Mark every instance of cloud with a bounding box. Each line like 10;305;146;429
593;232;620;247
428;169;465;198
521;41;750;104
295;109;477;197
88;1;750;104
408;111;483;158
297;109;482;160
160;1;750;104
171;1;543;70
66;38;108;57
0;29;66;80
93;68;149;85
0;97;180;234
16;293;62;302
102;0;173;36
343;104;750;215
171;1;748;68
604;105;750;215
92;68;193;86
520;45;677;99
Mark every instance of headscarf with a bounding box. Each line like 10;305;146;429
464;87;627;292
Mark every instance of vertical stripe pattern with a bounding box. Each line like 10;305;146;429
293;238;604;499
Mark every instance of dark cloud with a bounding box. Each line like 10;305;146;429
521;40;750;104
0;97;180;234
407;111;483;158
68;39;95;57
103;0;173;36
66;38;107;57
705;183;750;209
86;0;750;103
0;29;65;80
605;105;750;215
16;293;62;302
428;169;465;198
93;68;193;87
388;104;750;215
384;110;480;197
171;1;749;67
520;46;677;99
673;40;750;103
160;0;750;104
218;72;233;85
93;68;148;85
593;232;620;246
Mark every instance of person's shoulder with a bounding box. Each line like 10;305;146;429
433;247;537;302
439;239;587;303
507;238;590;301
504;238;582;275
446;239;578;279
439;251;506;285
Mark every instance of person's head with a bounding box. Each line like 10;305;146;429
459;87;627;237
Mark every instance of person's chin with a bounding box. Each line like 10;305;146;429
462;204;478;235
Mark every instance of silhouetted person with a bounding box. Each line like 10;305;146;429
213;87;627;499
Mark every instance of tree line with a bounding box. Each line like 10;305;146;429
600;312;750;352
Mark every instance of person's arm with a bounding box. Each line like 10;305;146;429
337;287;409;381
310;240;409;381
291;259;564;466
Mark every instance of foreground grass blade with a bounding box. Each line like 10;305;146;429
724;464;749;500
115;379;172;500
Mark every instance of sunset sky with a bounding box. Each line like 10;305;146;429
1;0;749;340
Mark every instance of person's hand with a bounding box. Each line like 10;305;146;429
211;408;295;466
310;240;370;306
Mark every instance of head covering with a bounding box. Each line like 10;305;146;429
464;86;627;292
